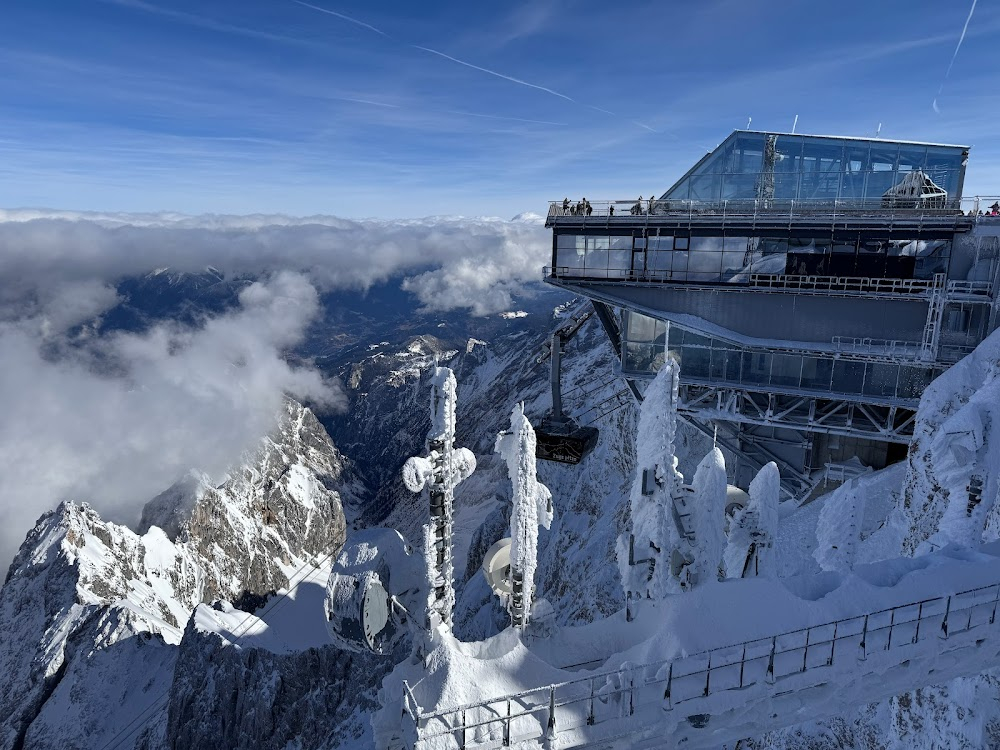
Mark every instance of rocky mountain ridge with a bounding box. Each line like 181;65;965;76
0;399;355;749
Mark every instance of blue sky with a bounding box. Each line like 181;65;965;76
2;0;998;218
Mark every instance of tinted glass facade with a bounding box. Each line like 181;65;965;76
622;311;933;402
661;132;968;204
554;231;952;283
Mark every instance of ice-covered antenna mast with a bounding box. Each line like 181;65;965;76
495;403;553;629
402;367;476;630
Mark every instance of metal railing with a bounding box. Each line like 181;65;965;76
947;279;995;297
547;197;1000;224
748;274;935;295
545;266;970;298
400;579;1000;749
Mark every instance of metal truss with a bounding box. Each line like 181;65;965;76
678;383;916;443
677;413;805;500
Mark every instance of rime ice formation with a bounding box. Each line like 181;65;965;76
618;359;728;601
618;359;685;603
725;462;781;579
495;402;553;628
687;447;728;586
901;329;1000;554
814;477;864;572
402;366;476;629
325;528;426;654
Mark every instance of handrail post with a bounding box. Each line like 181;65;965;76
766;636;776;684
886;607;896;650
828;620;839;666
503;699;511;747
859;614;869;660
802;628;811;673
546;686;557;740
738;643;747;688
663;663;673;711
704;653;712;697
991;585;1000;625
913;601;924;643
587;677;596;725
629;670;636;716
460;709;467;750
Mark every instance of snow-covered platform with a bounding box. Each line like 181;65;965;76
383;541;1000;749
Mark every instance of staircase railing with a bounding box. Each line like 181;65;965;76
399;578;1000;749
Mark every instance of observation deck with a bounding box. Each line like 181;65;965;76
546;197;982;237
543;128;1000;497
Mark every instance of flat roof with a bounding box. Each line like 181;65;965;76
735;129;970;151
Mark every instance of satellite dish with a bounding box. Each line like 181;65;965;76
362;577;390;650
482;537;513;595
725;485;749;518
725;485;750;534
326;528;424;655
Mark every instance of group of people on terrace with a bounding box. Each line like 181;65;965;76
560;195;660;216
966;202;1000;217
562;197;593;216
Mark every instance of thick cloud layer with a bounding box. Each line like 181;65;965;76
0;210;549;574
0;271;341;573
0;209;550;318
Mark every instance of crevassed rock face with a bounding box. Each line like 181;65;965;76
901;329;1000;555
180;399;352;606
0;400;354;750
159;608;390;750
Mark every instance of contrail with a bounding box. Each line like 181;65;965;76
413;45;577;103
291;0;661;135
933;0;977;112
291;0;389;37
444;109;567;127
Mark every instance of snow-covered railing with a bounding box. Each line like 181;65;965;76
398;579;1000;750
820;461;874;487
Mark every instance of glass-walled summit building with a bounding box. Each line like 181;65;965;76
545;130;1000;498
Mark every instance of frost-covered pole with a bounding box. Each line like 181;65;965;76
496;403;553;629
618;358;685;607
687;448;728;586
402;367;476;630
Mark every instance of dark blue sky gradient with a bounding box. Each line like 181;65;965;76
2;0;998;216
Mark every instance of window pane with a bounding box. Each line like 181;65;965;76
625;312;658;342
771;354;802;387
832;360;865;393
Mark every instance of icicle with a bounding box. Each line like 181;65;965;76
402;367;476;630
495;403;553;629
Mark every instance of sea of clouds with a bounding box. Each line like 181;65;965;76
0;209;549;574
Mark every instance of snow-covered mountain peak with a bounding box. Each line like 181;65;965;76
0;398;360;749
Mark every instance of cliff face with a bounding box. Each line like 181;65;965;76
0;400;354;750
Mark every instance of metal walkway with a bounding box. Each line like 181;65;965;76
393;546;1000;750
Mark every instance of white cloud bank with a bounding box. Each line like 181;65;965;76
0;209;550;573
0;208;550;317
